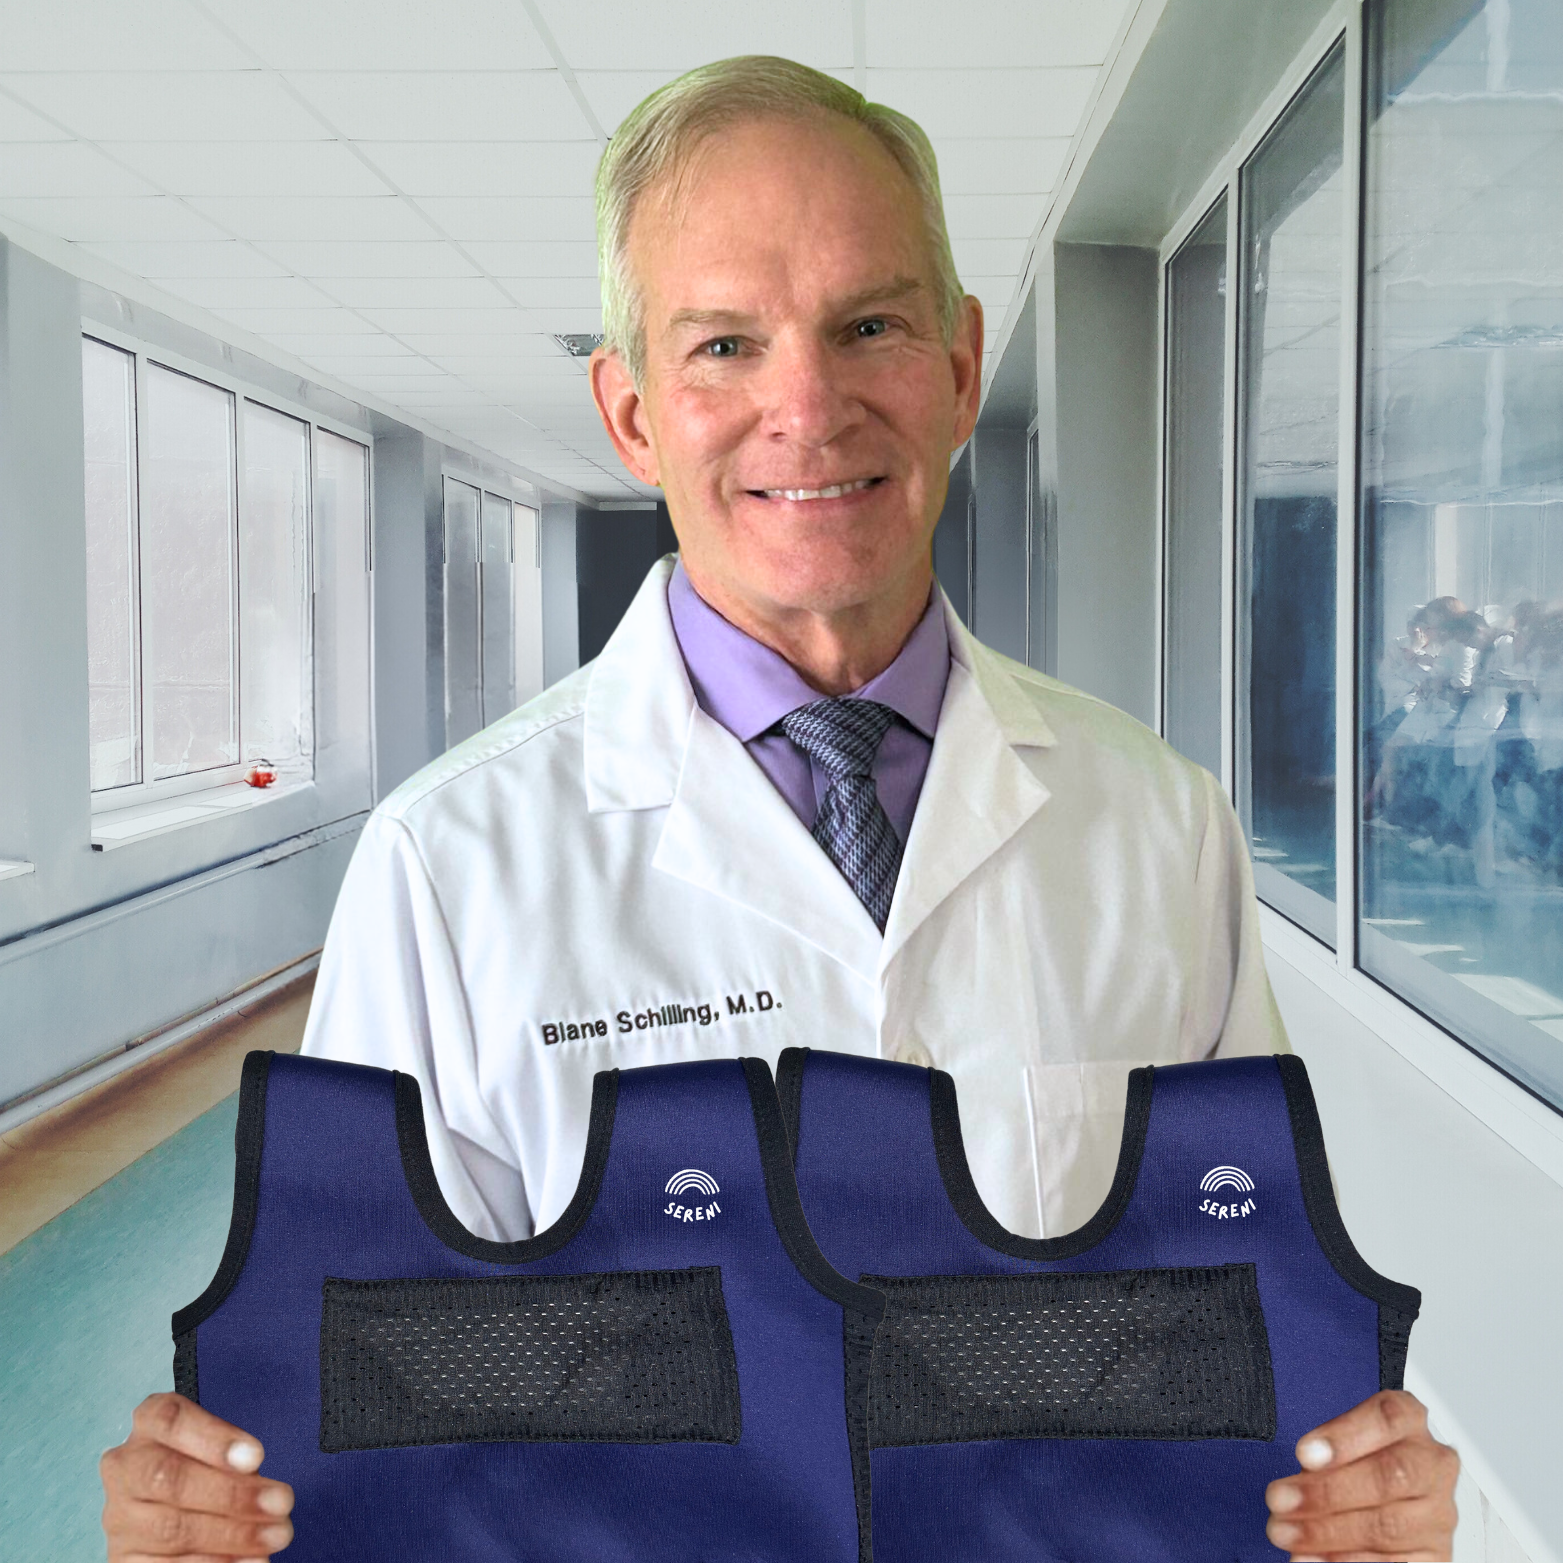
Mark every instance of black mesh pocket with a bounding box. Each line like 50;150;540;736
320;1267;741;1453
864;1264;1276;1447
1378;1301;1416;1390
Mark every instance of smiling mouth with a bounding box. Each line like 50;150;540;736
749;477;885;501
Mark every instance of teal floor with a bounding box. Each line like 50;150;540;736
0;1097;238;1559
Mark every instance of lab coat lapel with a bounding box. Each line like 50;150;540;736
655;709;883;983
880;598;1057;971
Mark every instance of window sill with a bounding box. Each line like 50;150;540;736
0;860;35;883
90;779;312;852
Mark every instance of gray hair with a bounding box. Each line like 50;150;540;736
594;55;965;386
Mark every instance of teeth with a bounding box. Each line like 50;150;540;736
761;479;877;501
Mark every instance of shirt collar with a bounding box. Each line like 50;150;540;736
666;558;950;743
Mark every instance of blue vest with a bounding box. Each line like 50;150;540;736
173;1051;883;1562
775;1048;1420;1563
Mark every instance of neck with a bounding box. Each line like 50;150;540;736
681;560;934;696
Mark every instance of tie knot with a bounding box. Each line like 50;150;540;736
780;698;897;780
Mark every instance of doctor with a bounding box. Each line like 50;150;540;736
102;56;1457;1563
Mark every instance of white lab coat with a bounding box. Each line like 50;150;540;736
302;558;1287;1244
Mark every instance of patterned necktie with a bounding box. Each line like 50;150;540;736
780;698;903;932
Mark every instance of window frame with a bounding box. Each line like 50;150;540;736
83;323;374;816
1154;0;1563;1183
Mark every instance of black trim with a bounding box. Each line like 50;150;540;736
842;1308;879;1563
395;1067;619;1263
1276;1054;1422;1314
929;1063;1154;1260
740;1057;886;1320
775;1046;809;1165
171;1049;272;1340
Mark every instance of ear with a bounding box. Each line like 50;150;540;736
590;347;661;487
949;294;985;450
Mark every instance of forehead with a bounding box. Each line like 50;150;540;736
628;116;935;318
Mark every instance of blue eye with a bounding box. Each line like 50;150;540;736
856;318;889;338
704;337;740;357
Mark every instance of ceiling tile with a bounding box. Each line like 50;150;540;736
0;195;227;242
335;373;472;396
401;333;565;358
933;137;1069;195
866;68;1098;141
257;239;478;277
572;72;679;137
79;238;288;277
0;2;254;71
943;193;1047;239
491;276;603;309
303;354;448;378
432;355;584;378
0;72;328;141
266;329;426;355
317;275;510;310
109;140;390;198
208;304;381;335
354;305;525;335
537;2;850;73
0;92;75;141
863;0;1129;70
186;195;434;242
283;71;588;142
0;142;156;199
461;239;598;276
358;141;600;198
158;274;335;310
415;196;595;244
951;236;1028;275
204;0;552;72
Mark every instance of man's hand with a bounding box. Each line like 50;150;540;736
101;1392;294;1560
1265;1390;1459;1561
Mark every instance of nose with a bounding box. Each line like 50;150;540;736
758;331;864;450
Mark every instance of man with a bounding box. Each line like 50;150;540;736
102;56;1458;1562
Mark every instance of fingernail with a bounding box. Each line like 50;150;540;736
227;1439;263;1472
1298;1437;1333;1469
1267;1483;1301;1513
1267;1521;1300;1547
258;1485;293;1515
260;1524;292;1548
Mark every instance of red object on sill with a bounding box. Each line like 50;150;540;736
246;761;278;788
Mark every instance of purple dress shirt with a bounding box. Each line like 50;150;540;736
666;560;950;847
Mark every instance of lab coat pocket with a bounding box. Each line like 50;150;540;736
1025;1060;1135;1240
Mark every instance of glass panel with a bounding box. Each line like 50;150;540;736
1360;0;1563;1108
141;363;237;780
314;430;372;787
82;338;140;792
1163;194;1229;779
241;402;312;773
480;491;515;727
443;478;483;748
1237;42;1348;945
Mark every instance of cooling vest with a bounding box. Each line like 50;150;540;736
172;1051;883;1562
776;1047;1421;1563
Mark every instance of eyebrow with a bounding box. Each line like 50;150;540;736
664;276;928;336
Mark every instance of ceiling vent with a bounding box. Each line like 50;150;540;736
554;333;603;358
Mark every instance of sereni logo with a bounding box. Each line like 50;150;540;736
664;1169;721;1223
1198;1165;1257;1219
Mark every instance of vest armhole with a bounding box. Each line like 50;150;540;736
929;1064;1154;1260
1276;1053;1422;1320
171;1050;272;1341
775;1046;809;1166
740;1058;885;1323
393;1067;619;1263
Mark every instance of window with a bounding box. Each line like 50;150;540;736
1237;41;1349;945
1163;195;1229;781
1358;0;1563;1106
81;335;363;816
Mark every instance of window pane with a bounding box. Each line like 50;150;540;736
443;478;482;748
82;339;140;791
480;492;515;727
1237;42;1347;944
141;363;237;781
241;402;312;772
1163;194;1228;779
1360;0;1563;1107
314;429;371;779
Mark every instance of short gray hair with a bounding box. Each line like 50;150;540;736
594;55;965;386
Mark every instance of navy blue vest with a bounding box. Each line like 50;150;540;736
173;1052;883;1562
776;1048;1420;1563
